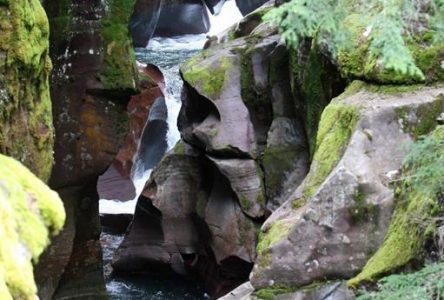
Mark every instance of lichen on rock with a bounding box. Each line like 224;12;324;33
0;154;65;300
0;0;54;181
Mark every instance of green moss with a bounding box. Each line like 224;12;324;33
349;127;444;286
339;80;425;99
0;154;65;299
349;190;379;225
257;219;294;255
239;195;253;211
262;145;300;198
291;197;306;210
395;96;444;138
303;103;360;198
0;0;54;181
99;0;138;91
254;285;298;299
181;51;233;99
173;140;186;155
302;47;337;155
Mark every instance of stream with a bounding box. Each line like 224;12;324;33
100;2;243;299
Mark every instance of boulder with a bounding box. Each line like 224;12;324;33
250;83;444;290
113;141;261;297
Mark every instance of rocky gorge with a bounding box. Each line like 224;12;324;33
0;0;443;299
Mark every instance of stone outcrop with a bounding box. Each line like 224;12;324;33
250;85;444;294
34;0;139;298
112;8;313;298
0;154;65;300
0;0;54;181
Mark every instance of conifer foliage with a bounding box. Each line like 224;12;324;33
266;0;444;79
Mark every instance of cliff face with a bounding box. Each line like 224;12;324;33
33;0;139;298
0;0;54;181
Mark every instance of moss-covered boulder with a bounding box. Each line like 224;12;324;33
0;154;65;300
349;124;444;286
0;0;54;181
250;83;444;291
336;13;444;84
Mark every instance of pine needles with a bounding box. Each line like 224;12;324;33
265;0;444;80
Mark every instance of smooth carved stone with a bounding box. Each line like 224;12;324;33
235;0;269;15
207;156;265;218
180;45;257;158
153;0;210;37
130;0;162;47
204;169;258;265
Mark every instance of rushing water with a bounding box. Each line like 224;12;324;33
101;3;243;299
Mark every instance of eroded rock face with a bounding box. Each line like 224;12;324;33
35;0;139;298
114;14;315;298
113;141;260;297
250;85;444;291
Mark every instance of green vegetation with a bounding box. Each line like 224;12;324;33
256;219;294;255
395;96;444;139
266;0;444;83
356;262;444;300
0;154;65;300
254;285;298;299
0;0;54;181
100;0;138;91
182;52;233;99
349;125;444;286
262;145;300;198
303;102;359;197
